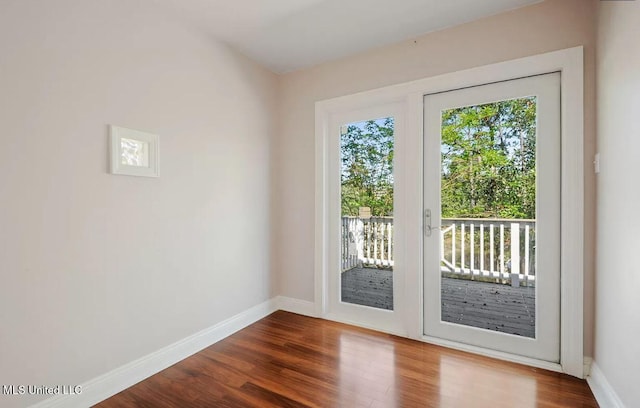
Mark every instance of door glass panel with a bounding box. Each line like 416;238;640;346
340;117;394;310
440;98;536;338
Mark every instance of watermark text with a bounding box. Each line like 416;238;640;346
2;385;82;396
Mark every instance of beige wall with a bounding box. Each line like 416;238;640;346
276;0;597;356
0;1;277;406
595;1;640;405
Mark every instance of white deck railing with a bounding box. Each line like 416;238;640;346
341;216;536;284
440;218;536;284
341;216;394;270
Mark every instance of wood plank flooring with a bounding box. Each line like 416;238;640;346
96;311;597;407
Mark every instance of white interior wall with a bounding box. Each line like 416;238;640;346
0;1;278;406
275;0;597;356
594;1;640;406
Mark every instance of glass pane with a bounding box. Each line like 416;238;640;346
340;117;394;310
440;98;536;338
121;137;150;167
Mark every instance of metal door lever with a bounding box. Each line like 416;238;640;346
425;209;432;237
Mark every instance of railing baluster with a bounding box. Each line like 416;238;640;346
500;224;505;277
383;221;387;266
451;223;456;272
348;219;352;268
354;219;356;269
378;221;383;266
348;218;351;269
387;220;392;266
353;218;357;268
490;224;495;277
470;223;475;275
368;220;371;265
342;218;346;270
386;221;389;266
373;220;378;266
343;218;346;270
366;221;371;263
480;224;485;275
346;218;349;269
380;221;384;266
356;219;363;265
525;224;530;280
461;223;466;274
351;218;358;267
510;223;520;286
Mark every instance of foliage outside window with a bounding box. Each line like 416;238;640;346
340;98;536;220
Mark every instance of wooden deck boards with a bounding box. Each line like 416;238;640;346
341;267;536;338
341;267;394;310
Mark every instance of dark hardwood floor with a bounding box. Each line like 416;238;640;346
96;311;598;407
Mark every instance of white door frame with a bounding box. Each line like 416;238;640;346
314;46;584;378
423;73;561;363
324;103;407;335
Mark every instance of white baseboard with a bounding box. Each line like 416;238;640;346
587;362;625;408
31;298;278;408
275;296;316;317
28;296;610;408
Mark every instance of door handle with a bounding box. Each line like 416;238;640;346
425;209;433;237
424;209;440;237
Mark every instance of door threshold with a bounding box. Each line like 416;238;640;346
420;334;563;374
323;312;406;338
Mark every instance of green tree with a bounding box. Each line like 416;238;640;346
339;98;537;220
341;118;394;216
441;97;536;219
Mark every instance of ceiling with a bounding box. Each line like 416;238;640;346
155;0;542;73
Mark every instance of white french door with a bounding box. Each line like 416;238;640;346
325;103;406;334
423;73;561;362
